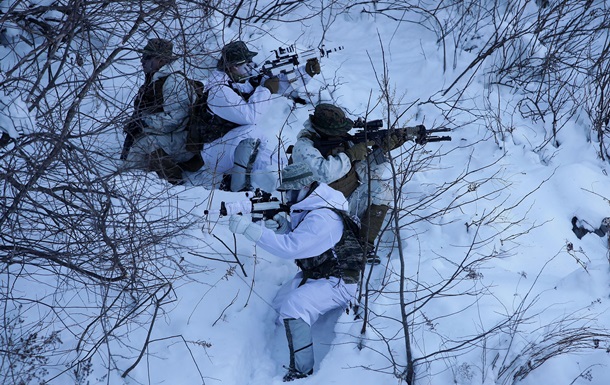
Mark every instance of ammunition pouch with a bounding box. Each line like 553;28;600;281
329;167;359;198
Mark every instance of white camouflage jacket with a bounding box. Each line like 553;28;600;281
129;60;195;163
291;121;352;184
205;69;275;126
205;65;313;126
256;183;348;260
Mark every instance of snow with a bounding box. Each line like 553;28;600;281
3;1;610;385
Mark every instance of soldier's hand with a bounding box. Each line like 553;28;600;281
263;76;280;94
229;215;252;235
229;215;263;242
305;58;321;77
414;124;427;145
344;141;373;162
265;213;290;234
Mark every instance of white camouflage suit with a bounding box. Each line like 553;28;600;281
256;183;358;325
201;66;313;175
127;59;195;165
291;121;393;219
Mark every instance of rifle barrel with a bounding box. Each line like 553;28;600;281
426;136;452;142
427;127;452;133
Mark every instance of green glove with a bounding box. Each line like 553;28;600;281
305;58;321;77
402;125;427;145
263;77;280;94
344;141;372;161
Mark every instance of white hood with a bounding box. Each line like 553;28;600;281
255;183;349;261
290;183;349;214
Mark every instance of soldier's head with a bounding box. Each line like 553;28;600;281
217;40;258;82
141;38;177;74
277;163;318;203
309;103;354;137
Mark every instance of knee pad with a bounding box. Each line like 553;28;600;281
230;138;261;192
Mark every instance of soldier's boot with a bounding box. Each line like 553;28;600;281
360;204;390;265
230;138;261;192
149;148;184;185
599;217;610;249
1;132;12;148
283;318;314;382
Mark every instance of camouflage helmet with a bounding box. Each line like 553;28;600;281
309;103;354;136
217;40;258;68
141;38;177;61
277;163;317;191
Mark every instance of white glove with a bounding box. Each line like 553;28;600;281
264;213;290;234
264;219;278;230
229;214;250;234
228;215;263;242
274;213;290;234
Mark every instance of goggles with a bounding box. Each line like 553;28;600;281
232;61;257;78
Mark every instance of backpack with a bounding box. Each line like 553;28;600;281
121;72;245;160
183;78;210;154
296;208;366;285
183;77;249;151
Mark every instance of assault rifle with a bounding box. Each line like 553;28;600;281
248;43;343;87
350;118;452;145
204;188;290;222
120;118;146;160
314;119;452;165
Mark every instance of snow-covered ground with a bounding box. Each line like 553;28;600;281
3;2;610;384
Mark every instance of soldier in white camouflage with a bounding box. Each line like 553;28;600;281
291;103;412;262
123;39;199;185
201;40;321;192
228;163;361;381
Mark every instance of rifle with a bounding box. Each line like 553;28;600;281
351;118;452;144
315;119;452;165
120;118;144;160
204;188;290;222
120;74;155;160
247;43;343;89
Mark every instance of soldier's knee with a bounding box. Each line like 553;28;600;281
230;138;261;191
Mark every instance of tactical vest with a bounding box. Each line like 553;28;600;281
296;208;365;285
135;74;168;115
193;79;257;144
302;131;360;198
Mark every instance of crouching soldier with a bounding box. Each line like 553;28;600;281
292;103;416;262
122;38;201;185
201;40;321;192
228;163;365;381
